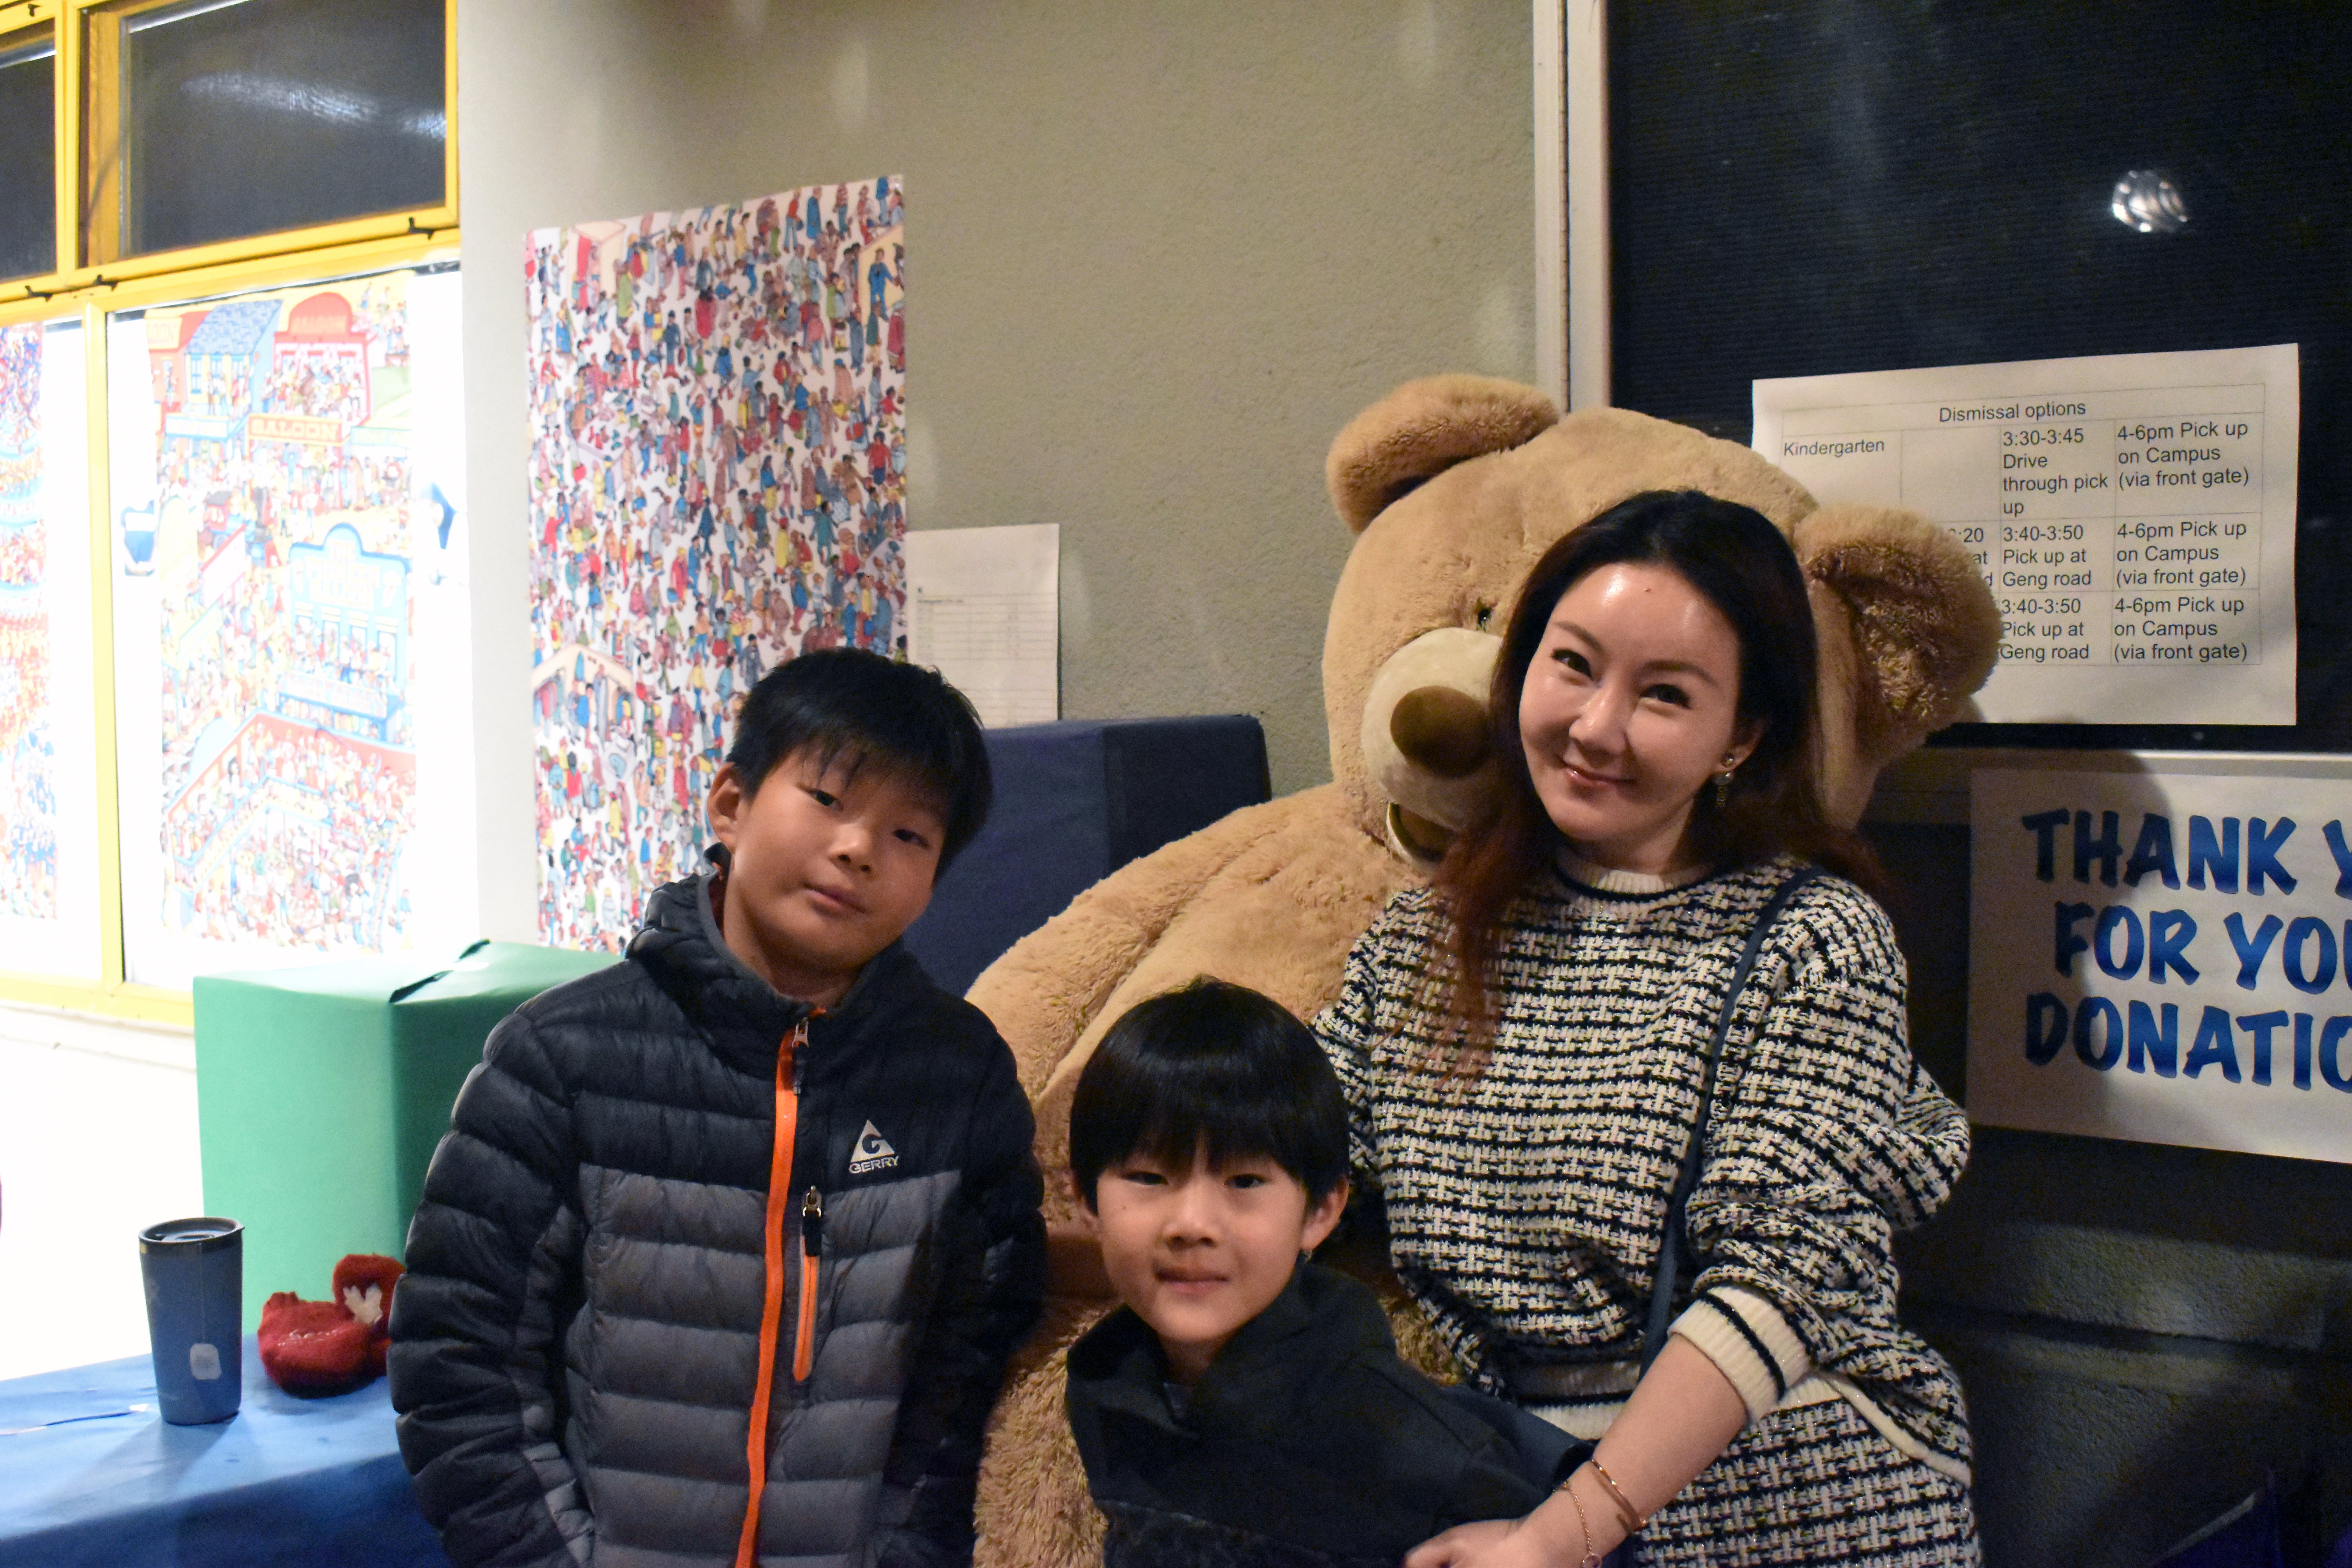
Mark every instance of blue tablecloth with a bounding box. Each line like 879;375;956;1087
0;1339;449;1567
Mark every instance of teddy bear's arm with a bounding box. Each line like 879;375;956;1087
963;793;1313;1098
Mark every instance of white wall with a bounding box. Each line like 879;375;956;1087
457;0;1537;940
0;1004;202;1379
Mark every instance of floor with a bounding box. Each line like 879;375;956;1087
0;1002;203;1381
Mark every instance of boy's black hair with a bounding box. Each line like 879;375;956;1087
1069;978;1348;1209
725;648;993;869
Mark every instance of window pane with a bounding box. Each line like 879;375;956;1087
0;32;56;281
118;0;444;259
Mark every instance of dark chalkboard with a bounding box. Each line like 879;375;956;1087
1608;1;2352;752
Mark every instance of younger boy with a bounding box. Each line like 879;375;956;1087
1063;979;1573;1568
391;649;1045;1568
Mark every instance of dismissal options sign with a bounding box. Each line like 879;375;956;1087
1971;761;2352;1163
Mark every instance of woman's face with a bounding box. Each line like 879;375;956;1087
1518;561;1760;874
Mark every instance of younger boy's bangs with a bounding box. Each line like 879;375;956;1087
1122;1057;1302;1185
1069;979;1350;1207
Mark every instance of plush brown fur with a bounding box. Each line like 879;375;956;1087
968;377;1998;1568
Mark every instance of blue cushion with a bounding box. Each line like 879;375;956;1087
902;716;1270;996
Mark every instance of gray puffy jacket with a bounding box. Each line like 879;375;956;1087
388;870;1045;1568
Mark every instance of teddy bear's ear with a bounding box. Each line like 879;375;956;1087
1791;504;2002;756
1325;376;1559;533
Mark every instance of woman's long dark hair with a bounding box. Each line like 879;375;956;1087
1434;489;1882;1051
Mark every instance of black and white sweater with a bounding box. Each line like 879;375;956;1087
1312;855;1972;1481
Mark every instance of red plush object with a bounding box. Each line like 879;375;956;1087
258;1253;405;1396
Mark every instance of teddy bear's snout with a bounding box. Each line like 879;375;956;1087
1390;687;1489;778
1357;626;1503;862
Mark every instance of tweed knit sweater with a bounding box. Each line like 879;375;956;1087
1313;855;1972;1480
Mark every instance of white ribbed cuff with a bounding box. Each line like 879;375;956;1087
1669;1285;1813;1423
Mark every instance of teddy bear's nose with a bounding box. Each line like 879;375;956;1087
1390;687;1490;779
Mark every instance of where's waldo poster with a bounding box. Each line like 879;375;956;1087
109;265;471;989
0;326;53;923
526;176;908;950
0;319;103;981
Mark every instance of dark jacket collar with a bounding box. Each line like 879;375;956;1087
625;852;924;1078
1067;1263;1394;1440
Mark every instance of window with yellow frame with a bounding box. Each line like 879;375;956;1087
0;0;459;1025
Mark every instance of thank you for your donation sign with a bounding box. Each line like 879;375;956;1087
1971;765;2352;1163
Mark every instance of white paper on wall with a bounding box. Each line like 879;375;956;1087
904;523;1058;728
1753;345;2299;724
1970;758;2352;1163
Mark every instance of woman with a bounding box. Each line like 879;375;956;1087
1316;490;1976;1567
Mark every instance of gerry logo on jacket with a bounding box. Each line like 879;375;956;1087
849;1121;899;1175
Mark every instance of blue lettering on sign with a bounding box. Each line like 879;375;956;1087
2025;993;2067;1064
2189;816;2239;893
2127;1000;2178;1076
2022;809;2069;881
2094;906;2144;979
2239;1011;2288;1085
2283;917;2338;994
2225;913;2283;989
2325;821;2352;898
2055;902;2094;976
2184;1007;2239;1080
2020;812;2352;897
2076;810;2123;886
2021;999;2352;1093
2149;910;2200;983
2009;805;2352;1105
2126;815;2180;889
2074;996;2124;1071
2325;1017;2352;1092
2247;817;2298;895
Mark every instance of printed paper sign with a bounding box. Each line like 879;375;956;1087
1970;762;2352;1163
904;524;1057;727
1754;346;2299;724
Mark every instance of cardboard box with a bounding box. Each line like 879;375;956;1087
193;941;619;1317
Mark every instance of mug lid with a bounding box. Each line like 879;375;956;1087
139;1217;243;1253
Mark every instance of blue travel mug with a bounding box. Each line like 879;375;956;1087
138;1216;244;1425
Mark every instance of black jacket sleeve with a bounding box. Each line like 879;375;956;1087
871;1034;1047;1568
387;1010;593;1568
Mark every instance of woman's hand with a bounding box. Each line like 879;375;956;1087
1404;1514;1568;1568
1410;1338;1753;1568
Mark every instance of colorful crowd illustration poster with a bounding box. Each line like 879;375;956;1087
0;327;48;918
0;319;100;979
525;176;909;950
108;265;470;988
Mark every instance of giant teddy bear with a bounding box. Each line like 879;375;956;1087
967;375;2000;1568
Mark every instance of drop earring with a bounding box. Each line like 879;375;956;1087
1714;754;1738;808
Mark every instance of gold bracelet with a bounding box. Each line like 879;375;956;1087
1555;1472;1602;1568
1588;1457;1649;1534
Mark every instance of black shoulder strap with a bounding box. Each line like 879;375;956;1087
1638;866;1824;1372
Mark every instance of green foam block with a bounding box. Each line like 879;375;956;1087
192;940;621;1320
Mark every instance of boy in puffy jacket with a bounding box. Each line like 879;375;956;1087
1062;980;1575;1568
391;649;1045;1568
